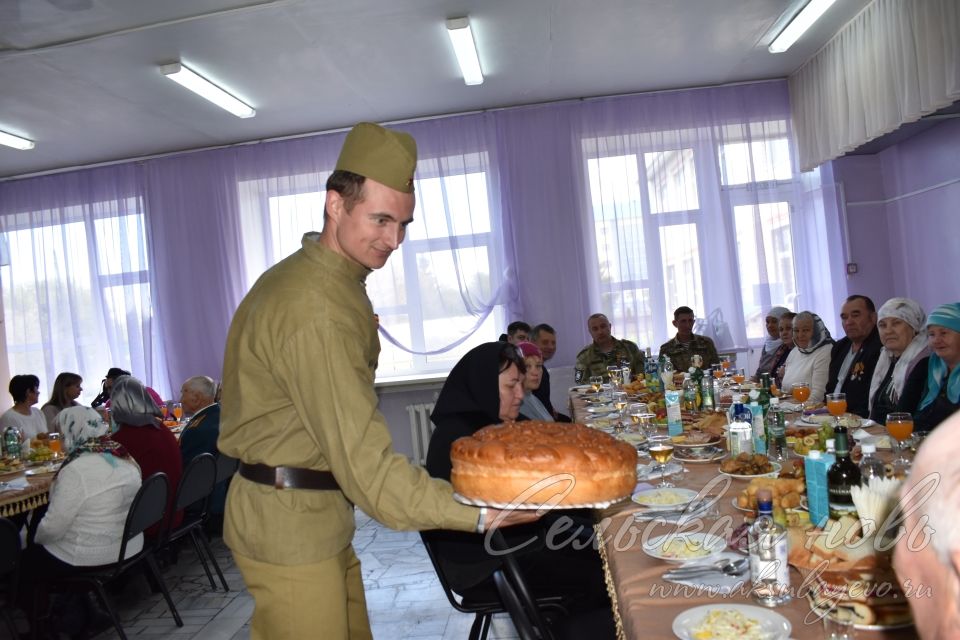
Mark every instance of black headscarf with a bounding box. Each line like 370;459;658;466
426;342;525;480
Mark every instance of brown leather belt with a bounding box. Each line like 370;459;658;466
238;462;340;491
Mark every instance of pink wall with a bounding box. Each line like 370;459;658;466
831;118;960;312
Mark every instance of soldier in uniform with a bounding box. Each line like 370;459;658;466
659;306;720;372
574;313;645;383
218;123;534;640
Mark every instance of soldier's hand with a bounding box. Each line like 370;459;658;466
483;507;541;530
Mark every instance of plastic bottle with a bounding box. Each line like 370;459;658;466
700;374;715;411
660;357;675;390
766;398;789;463
681;374;698;412
858;442;886;485
749;488;791;607
728;402;754;456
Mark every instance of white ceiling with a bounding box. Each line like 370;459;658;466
0;0;872;179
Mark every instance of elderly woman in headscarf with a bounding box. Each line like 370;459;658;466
755;306;791;379
898;303;960;433
780;311;834;403
424;342;613;628
110;375;183;534
868;298;930;424
17;406;141;635
516;341;554;421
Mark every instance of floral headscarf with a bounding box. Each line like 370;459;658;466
920;303;960;410
55;406;133;470
794;312;833;354
869;298;928;409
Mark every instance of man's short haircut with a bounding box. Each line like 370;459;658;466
845;294;876;314
531;323;556;340
324;170;366;216
673;306;695;319
587;313;608;323
507;321;531;337
183;375;218;400
780;311;797;323
9;374;40;403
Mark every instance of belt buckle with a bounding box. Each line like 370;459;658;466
274;467;287;490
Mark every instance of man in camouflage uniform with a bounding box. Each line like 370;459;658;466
574;313;645;383
659;306;720;372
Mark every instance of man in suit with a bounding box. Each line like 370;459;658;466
826;295;882;417
179;375;226;533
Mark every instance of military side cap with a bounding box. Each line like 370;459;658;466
335;122;417;193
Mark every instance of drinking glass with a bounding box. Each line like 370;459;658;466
791;382;811;412
172;402;183;423
648;435;675;488
588;376;603;398
627;403;648;431
612;391;628;432
886;412;914;469
732;368;746;385
621;365;632;387
606;365;623;388
822;606;858;639
721;356;731;373
826;393;847;427
712;366;725;380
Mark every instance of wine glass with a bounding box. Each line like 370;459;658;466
732;368;746;385
791;382;811;413
720;356;731;374
606;365;623;389
648;435;676;488
172;402;183;424
886;412;914;471
826;393;847;427
712;366;725;380
612;391;628;432
588;376;603;398
627;403;648;432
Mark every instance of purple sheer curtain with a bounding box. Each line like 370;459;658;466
0;79;843;386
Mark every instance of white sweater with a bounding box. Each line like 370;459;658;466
0;407;47;441
36;453;143;566
780;344;833;404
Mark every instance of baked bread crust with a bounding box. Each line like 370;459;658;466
451;421;637;505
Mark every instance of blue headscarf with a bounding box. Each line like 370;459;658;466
919;303;960;410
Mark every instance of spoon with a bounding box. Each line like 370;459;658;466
663;558;748;579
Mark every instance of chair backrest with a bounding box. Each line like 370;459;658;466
492;570;539;640
214;452;238;484
119;472;169;561
0;518;20;578
419;529;501;613
176;453;216;512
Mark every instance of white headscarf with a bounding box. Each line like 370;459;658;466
763;306;791;354
56;406;110;454
868;298;929;409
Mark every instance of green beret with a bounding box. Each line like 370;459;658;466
335;122;417;193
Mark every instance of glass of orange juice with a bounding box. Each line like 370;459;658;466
886;412;914;467
721;356;731;372
173;402;184;423
732;368;746;384
826;393;847;426
713;367;724;380
791;382;811;413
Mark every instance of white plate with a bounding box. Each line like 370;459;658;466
642;532;727;563
617;433;647;447
673;447;726;463
731;497;755;513
586;405;616;413
25;463;60;477
570;385;592;393
672;604;791;640
632;487;698;508
719;461;782;480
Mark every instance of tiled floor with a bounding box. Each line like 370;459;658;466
4;511;521;640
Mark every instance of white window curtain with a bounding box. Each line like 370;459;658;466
790;0;960;171
0;166;168;403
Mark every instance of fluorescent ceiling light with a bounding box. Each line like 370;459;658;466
768;0;838;53
160;62;256;118
0;129;35;150
446;17;483;86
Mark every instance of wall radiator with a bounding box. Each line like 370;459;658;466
407;403;436;465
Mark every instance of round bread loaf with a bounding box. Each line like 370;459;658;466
451;420;638;506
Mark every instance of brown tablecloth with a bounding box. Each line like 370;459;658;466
569;390;915;640
0;473;52;517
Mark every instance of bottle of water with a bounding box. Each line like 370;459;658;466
700;373;715;411
749;488;791;607
660;357;674;390
766;398;789;462
858;441;886;485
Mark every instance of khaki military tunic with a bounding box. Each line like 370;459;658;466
574;338;645;383
218;233;478;567
658;334;720;373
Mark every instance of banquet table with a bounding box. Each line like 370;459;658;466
0;472;53;517
569;390;916;640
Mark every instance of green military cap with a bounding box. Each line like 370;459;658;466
335;122;417;193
